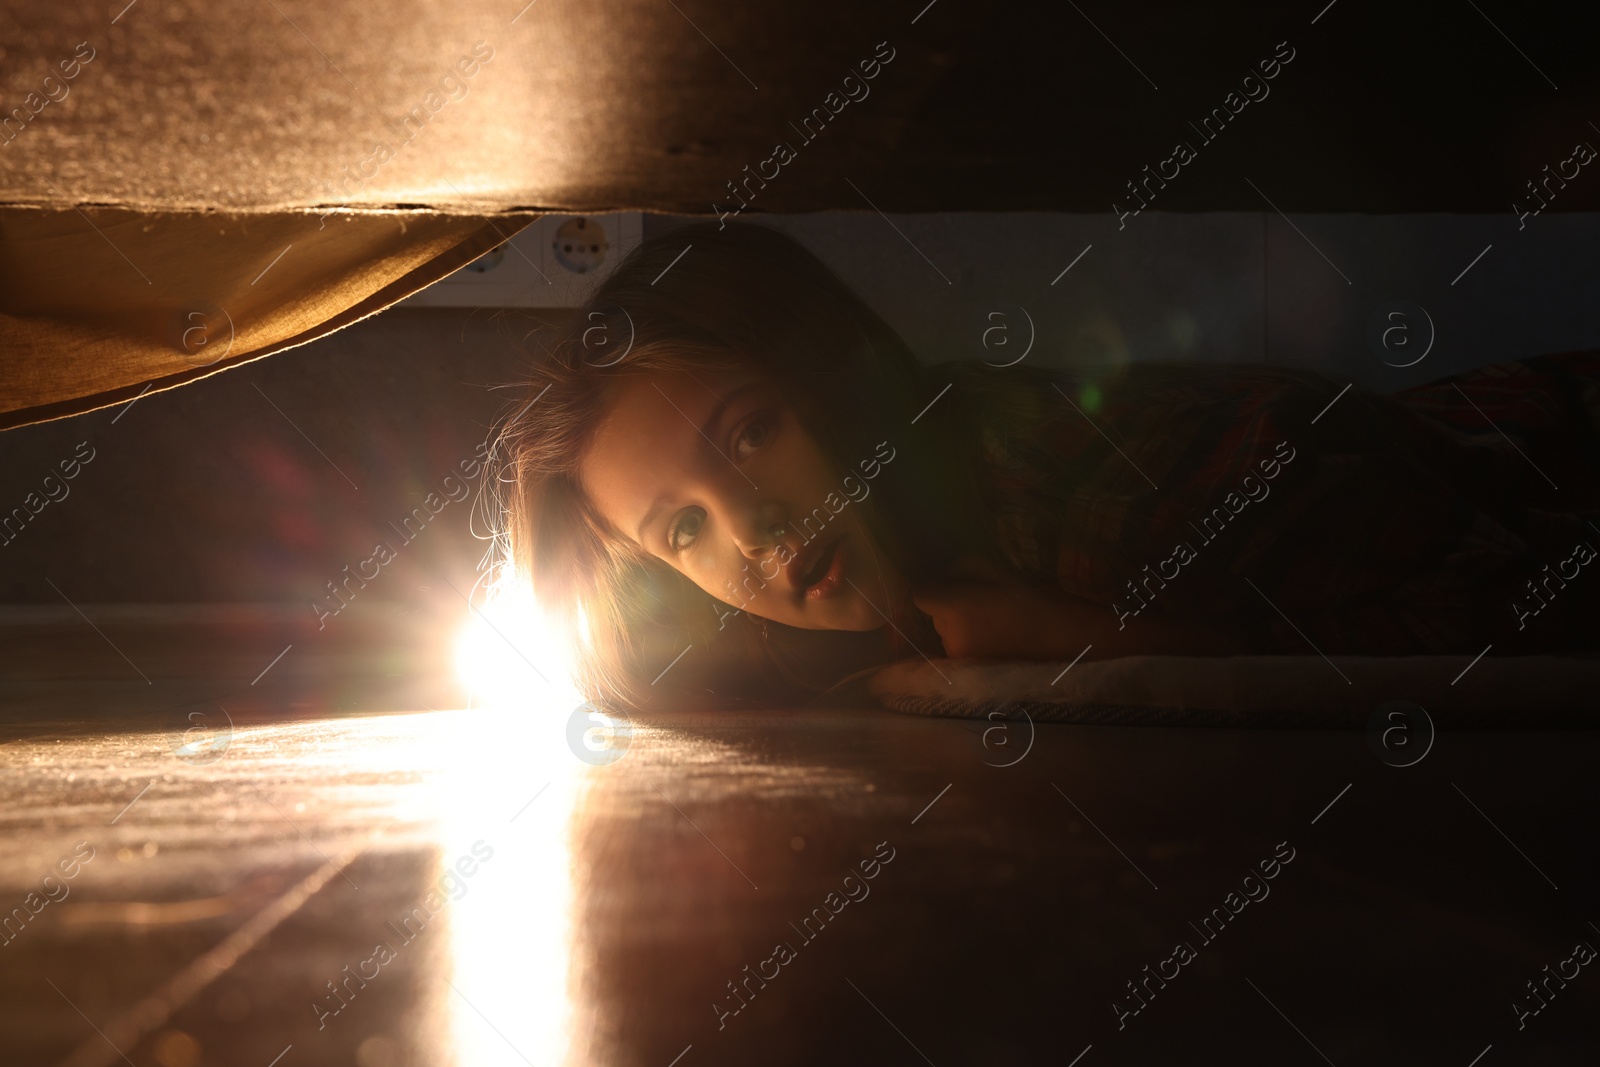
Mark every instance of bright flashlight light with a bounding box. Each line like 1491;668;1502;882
453;586;585;712
442;583;588;1067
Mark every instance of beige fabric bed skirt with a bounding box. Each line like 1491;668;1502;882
0;207;536;430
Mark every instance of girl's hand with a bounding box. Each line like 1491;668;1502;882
911;581;1079;661
911;579;1249;661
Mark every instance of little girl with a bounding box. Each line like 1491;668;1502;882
493;222;1600;709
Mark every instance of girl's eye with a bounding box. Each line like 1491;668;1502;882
668;508;705;552
732;413;776;460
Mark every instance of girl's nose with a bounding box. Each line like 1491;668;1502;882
731;502;789;559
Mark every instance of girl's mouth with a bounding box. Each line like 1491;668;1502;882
801;535;846;600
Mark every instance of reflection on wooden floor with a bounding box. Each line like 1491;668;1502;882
2;609;1597;1065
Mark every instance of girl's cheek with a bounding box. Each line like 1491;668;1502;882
694;545;742;598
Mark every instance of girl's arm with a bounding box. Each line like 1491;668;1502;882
912;581;1248;661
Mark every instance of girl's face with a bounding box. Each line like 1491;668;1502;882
578;364;902;632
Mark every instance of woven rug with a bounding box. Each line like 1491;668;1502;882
867;654;1600;729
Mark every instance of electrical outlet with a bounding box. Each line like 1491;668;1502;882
402;213;643;308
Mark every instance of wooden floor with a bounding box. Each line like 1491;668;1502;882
1;609;1596;1065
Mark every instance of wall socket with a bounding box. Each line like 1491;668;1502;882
402;212;644;309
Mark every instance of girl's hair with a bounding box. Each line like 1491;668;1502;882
488;222;986;711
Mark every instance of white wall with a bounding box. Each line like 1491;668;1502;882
649;212;1600;391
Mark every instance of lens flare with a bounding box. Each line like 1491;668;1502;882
453;586;585;713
